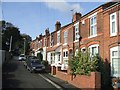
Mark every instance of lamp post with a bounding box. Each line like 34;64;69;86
9;36;12;52
23;38;26;55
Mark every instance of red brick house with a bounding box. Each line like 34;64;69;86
30;1;120;88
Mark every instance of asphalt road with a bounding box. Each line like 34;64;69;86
2;56;59;89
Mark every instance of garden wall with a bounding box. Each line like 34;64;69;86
56;67;101;89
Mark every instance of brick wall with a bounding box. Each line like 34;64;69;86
56;68;101;89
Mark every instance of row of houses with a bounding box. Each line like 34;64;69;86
30;2;120;80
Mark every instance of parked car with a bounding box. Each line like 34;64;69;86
23;55;37;68
18;54;26;61
26;59;45;73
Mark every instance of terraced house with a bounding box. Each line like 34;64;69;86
30;2;120;88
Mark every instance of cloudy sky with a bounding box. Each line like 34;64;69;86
1;0;110;40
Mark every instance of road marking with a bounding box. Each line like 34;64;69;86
38;74;63;90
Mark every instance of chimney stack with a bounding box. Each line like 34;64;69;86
45;28;50;36
39;33;42;39
55;21;61;31
72;12;81;22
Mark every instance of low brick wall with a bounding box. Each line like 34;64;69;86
56;67;101;89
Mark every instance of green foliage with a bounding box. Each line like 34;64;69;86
69;51;110;87
37;52;43;62
41;60;48;67
1;20;21;51
95;55;110;87
69;50;98;75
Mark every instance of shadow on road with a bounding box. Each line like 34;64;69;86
2;58;22;88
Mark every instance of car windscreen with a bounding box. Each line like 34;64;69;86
29;56;37;59
31;60;40;64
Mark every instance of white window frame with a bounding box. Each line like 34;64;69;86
88;12;97;38
89;15;97;38
88;44;99;57
81;47;86;53
110;46;120;77
50;34;54;47
63;49;68;65
75;49;78;56
74;22;79;42
119;10;120;33
64;30;68;44
51;52;55;64
44;38;46;47
63;51;68;58
57;31;60;44
110;12;117;37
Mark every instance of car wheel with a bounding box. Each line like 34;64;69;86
27;66;29;70
30;69;33;73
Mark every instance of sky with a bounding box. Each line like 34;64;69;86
1;0;111;40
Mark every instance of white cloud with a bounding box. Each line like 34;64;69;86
42;0;82;13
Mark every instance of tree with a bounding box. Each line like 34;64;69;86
1;20;21;51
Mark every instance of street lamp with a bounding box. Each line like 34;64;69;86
9;36;12;52
23;38;26;55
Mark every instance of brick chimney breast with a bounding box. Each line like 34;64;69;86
55;21;61;31
45;28;50;36
72;12;82;22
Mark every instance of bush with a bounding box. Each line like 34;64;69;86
41;60;48;67
69;50;110;87
69;50;98;75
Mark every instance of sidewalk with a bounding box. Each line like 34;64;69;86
42;73;81;90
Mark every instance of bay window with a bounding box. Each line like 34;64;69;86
110;46;120;77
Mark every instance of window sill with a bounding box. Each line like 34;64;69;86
57;43;60;46
63;43;68;46
110;34;117;37
88;34;97;38
74;40;79;43
63;57;68;58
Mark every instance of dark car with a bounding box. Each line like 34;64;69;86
23;56;37;68
26;59;45;73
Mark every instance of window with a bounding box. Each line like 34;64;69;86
51;53;55;64
110;46;120;77
90;15;97;37
89;44;99;57
58;54;60;61
50;35;54;47
63;51;68;57
119;10;120;33
64;30;68;44
75;25;79;41
110;12;117;36
44;38;46;47
75;49;78;56
81;47;86;53
57;31;60;44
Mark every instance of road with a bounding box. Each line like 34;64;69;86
2;56;60;89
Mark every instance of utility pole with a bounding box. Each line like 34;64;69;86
70;9;74;22
9;36;12;52
70;9;75;56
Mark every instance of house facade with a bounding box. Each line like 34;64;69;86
30;1;120;86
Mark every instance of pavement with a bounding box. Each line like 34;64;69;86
42;73;81;90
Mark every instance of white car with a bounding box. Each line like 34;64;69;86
18;54;26;61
